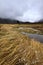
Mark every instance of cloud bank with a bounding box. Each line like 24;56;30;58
0;0;43;22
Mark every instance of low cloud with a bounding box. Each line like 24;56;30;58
0;0;43;22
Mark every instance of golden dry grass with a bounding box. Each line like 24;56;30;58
0;24;43;65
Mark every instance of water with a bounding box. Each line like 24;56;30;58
21;32;43;43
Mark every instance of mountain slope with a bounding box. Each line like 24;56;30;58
0;18;43;24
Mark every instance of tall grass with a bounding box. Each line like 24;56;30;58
0;24;43;65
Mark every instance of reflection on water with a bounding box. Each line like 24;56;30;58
21;32;43;43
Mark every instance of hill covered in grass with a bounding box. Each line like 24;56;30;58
0;24;43;65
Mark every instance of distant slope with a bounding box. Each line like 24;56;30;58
0;18;20;24
0;18;43;24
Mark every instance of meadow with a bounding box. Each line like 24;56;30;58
0;24;43;65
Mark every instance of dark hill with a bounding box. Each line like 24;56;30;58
0;18;43;24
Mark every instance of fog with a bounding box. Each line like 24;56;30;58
0;0;43;22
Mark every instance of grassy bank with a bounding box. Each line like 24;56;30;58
0;24;43;65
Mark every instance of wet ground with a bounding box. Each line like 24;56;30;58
21;32;43;43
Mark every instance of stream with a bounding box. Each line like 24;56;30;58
18;27;43;43
21;32;43;43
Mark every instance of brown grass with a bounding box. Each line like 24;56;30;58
0;24;43;65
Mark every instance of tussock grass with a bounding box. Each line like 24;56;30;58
0;24;43;65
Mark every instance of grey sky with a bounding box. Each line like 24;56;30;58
0;0;43;22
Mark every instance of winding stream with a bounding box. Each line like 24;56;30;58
21;32;43;43
18;27;43;43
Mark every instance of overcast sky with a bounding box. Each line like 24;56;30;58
0;0;43;22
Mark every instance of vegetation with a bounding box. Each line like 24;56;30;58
0;24;43;65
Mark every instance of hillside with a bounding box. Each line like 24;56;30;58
0;18;43;24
